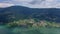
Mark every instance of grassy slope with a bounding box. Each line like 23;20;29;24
0;19;59;34
0;25;60;34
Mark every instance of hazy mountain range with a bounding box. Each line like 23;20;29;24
0;6;60;24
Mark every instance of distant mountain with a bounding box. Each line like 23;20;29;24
0;6;60;24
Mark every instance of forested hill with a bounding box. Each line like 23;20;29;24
0;6;60;24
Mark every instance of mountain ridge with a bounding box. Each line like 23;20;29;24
0;6;60;24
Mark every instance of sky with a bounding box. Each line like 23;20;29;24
0;0;60;8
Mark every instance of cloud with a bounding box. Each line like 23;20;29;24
13;0;33;3
14;0;59;8
0;0;60;8
0;3;14;8
11;0;60;8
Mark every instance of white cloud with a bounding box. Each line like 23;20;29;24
14;0;59;8
14;0;32;2
11;0;60;8
0;0;60;8
0;3;14;8
13;0;33;3
46;0;54;2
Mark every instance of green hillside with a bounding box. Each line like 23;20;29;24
0;6;60;34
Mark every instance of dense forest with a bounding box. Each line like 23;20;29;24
0;6;60;24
